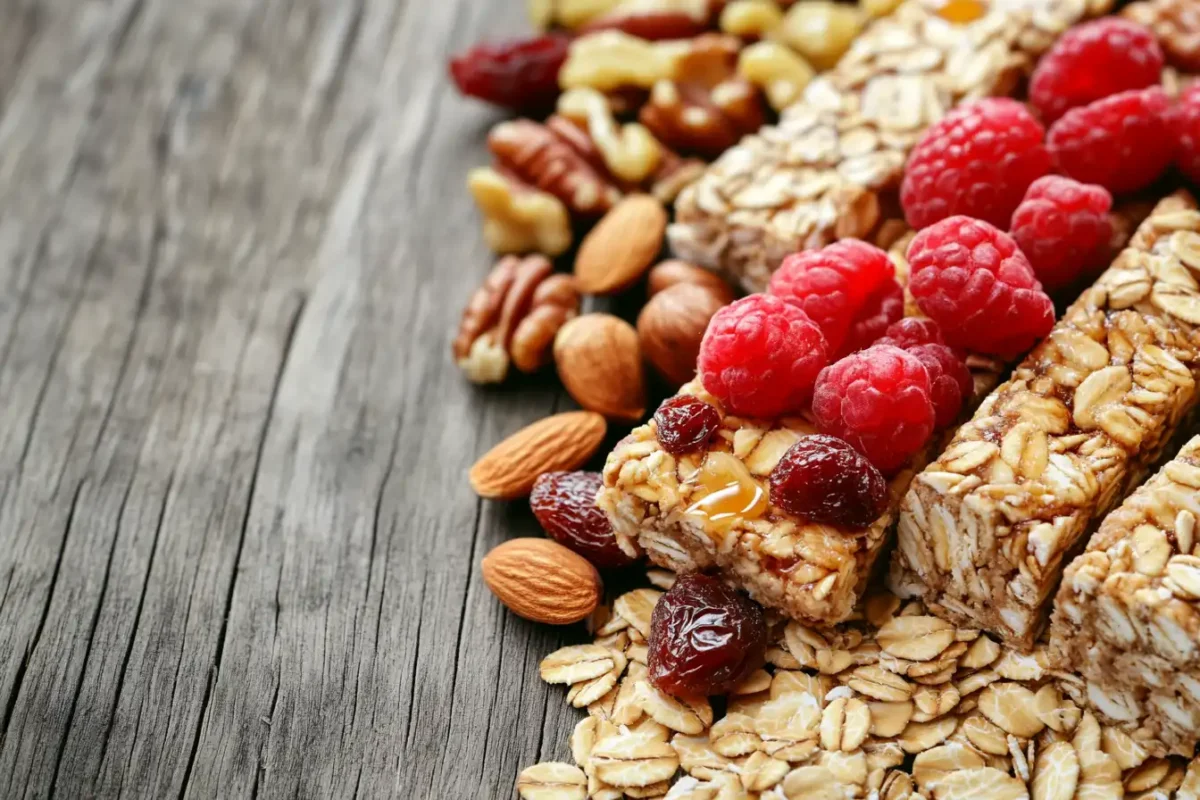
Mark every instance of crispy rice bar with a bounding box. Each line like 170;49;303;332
668;0;1112;293
890;192;1200;652
1049;436;1200;757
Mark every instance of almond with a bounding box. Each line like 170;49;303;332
482;538;602;624
554;314;646;422
638;282;729;387
574;194;667;295
469;411;607;499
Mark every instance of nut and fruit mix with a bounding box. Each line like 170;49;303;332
446;0;1200;795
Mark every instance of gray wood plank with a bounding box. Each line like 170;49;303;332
0;0;609;797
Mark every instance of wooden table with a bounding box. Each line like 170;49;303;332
0;1;614;795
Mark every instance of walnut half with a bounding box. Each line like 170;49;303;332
454;255;580;384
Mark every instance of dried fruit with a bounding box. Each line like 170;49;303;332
532;471;637;568
482;538;603;624
768;434;888;528
698;294;829;419
638;283;729;388
811;345;936;475
653;395;721;456
554;314;646;422
907;216;1055;357
648;573;767;696
449;34;570;111
470;411;607;499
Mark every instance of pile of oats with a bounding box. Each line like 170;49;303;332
519;571;1200;800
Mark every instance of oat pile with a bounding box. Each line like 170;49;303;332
519;571;1200;800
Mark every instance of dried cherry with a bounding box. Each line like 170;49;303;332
648;573;767;696
653;395;721;455
530;471;635;569
449;34;569;112
769;434;887;528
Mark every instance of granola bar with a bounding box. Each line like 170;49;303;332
890;192;1200;651
1049;436;1200;757
667;0;1112;292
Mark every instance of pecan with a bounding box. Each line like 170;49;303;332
467;167;574;257
639;34;765;158
453;255;580;383
489;118;623;217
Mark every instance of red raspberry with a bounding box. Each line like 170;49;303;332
907;344;971;429
768;241;894;354
811;345;936;474
839;279;905;356
769;434;888;528
907;216;1055;357
876;318;944;350
1029;18;1164;124
1175;83;1200;186
1009;176;1113;292
449;34;569;111
901;99;1051;230
1047;87;1174;194
698;294;829;419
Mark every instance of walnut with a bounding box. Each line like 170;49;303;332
1124;0;1200;73
639;34;765;158
581;0;715;39
737;40;814;112
557;88;662;183
529;0;623;30
468;168;574;257
718;0;784;39
489;118;623;217
453;255;580;384
559;30;690;92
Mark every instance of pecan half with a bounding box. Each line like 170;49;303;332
454;255;580;383
639;34;765;158
581;0;716;40
489;119;623;217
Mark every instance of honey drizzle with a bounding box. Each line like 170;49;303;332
684;452;768;532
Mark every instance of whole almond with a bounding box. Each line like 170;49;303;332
574;194;667;295
637;283;728;387
554;314;646;422
647;259;736;304
482;538;602;624
469;411;607;499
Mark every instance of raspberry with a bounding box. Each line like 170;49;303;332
901;99;1051;230
907;344;971;429
1047;87;1174;194
876;318;944;350
448;34;569;111
1175;83;1200;186
1029;18;1164;123
768;241;895;353
908;216;1055;357
839;279;905;356
698;295;829;419
811;345;936;474
654;395;721;455
768;434;888;528
1009;176;1114;292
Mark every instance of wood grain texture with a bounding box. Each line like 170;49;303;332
0;1;609;796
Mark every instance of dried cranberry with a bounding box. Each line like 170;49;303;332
769;434;888;529
648;573;767;697
531;471;635;568
654;395;721;455
448;34;569;112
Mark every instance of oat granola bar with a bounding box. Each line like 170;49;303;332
891;192;1200;651
1049;436;1200;757
668;0;1112;293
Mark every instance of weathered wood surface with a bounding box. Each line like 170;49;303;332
0;1;603;796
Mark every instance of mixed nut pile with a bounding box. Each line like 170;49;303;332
449;0;1200;798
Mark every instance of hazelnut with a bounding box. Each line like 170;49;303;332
647;260;736;304
555;313;646;421
637;282;729;387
